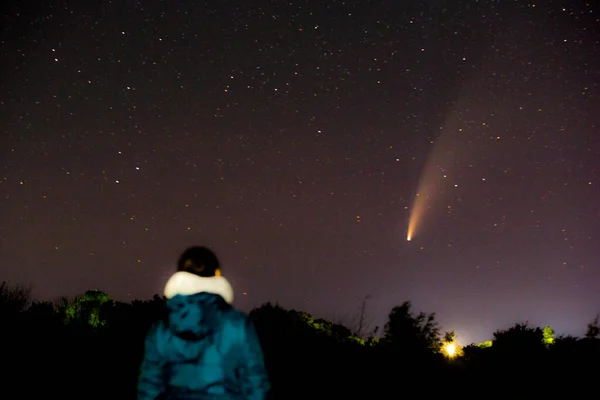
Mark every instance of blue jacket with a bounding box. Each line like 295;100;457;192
138;272;270;400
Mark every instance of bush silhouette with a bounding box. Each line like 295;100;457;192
1;281;599;398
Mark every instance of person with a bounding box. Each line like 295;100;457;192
138;246;271;399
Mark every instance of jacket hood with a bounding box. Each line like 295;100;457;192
164;271;234;303
158;272;235;362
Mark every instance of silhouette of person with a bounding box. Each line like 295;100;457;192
138;246;271;399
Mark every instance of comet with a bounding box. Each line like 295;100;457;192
407;185;434;243
405;50;502;242
406;108;475;241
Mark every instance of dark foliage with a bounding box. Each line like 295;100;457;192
0;281;598;399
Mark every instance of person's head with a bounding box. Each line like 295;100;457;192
177;246;221;278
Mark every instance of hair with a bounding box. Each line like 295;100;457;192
177;246;220;277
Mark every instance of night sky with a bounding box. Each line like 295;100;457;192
1;1;599;344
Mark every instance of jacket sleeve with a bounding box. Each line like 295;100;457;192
238;317;271;400
138;323;166;400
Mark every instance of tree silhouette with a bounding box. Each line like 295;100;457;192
348;294;374;338
2;284;600;398
25;300;59;327
444;330;456;343
492;322;545;359
585;315;599;340
0;281;31;317
383;301;441;354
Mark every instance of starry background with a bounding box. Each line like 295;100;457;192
1;1;599;343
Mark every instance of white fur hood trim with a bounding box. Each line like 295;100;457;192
163;271;234;304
